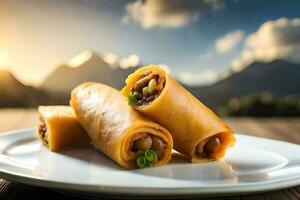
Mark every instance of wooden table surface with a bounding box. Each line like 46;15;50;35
0;109;300;200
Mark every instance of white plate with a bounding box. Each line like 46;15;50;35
0;128;300;198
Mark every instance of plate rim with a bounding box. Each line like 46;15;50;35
0;128;300;196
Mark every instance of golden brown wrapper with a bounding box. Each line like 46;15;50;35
121;66;235;162
37;106;89;152
70;82;173;169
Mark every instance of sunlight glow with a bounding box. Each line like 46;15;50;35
67;51;92;68
0;52;7;67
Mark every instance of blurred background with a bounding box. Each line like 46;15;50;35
0;0;300;117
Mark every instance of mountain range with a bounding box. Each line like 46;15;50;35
0;70;66;107
42;52;137;92
42;52;300;109
185;60;300;108
1;51;299;109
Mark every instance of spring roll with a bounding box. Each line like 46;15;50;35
70;82;173;169
121;65;235;162
38;106;89;152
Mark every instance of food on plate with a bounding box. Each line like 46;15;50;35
70;82;173;169
37;106;89;152
121;65;235;162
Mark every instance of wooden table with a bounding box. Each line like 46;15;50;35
0;109;300;200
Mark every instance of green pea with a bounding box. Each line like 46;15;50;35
137;156;149;168
145;150;158;162
142;87;150;97
147;79;157;94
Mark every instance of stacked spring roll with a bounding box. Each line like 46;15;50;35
70;82;173;169
122;65;235;162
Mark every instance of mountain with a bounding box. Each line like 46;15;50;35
0;70;66;107
42;53;300;110
0;70;28;92
42;51;137;92
0;70;37;107
185;60;300;109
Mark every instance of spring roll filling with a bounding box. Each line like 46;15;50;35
38;116;49;146
196;135;222;158
129;132;166;168
128;71;165;106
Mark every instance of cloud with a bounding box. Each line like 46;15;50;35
119;54;140;69
100;52;141;69
231;18;300;72
176;70;218;86
67;51;92;68
101;52;140;69
215;30;244;53
102;52;118;66
123;0;225;29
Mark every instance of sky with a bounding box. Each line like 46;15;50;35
0;0;300;86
